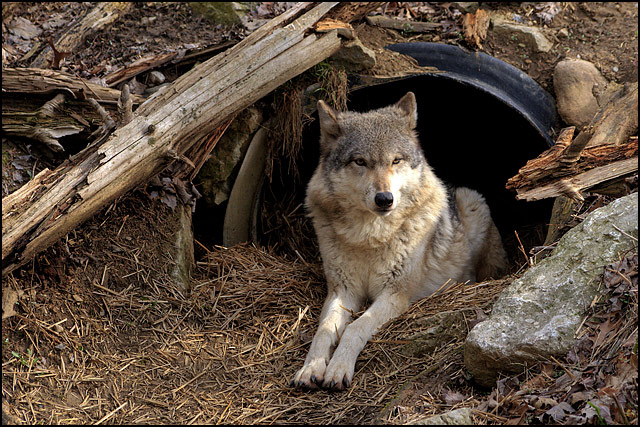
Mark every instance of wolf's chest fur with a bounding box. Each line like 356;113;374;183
314;200;442;300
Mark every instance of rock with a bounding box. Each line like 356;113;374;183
409;408;474;425
148;70;166;86
330;38;376;71
553;59;608;129
197;106;263;205
402;311;467;357
557;28;570;38
491;16;553;53
189;2;255;27
464;193;638;387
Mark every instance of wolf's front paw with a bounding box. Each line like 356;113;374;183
291;358;327;389
321;357;354;390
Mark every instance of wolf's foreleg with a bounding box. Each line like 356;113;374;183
291;289;359;389
322;290;410;390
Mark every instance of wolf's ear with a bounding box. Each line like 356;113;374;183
395;92;417;130
317;100;341;150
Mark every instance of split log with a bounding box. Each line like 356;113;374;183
2;93;82;152
2;68;144;151
2;67;145;105
30;2;131;69
506;82;638;201
2;2;347;277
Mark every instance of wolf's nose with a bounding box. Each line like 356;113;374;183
374;192;394;208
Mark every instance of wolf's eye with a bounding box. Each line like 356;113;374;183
354;158;367;166
392;158;403;165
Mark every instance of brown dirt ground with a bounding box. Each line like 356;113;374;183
2;2;638;425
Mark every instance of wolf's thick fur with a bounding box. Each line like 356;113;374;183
292;92;507;390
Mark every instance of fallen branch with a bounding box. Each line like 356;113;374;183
2;2;347;276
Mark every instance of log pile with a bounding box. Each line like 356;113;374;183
2;2;372;276
506;82;638;202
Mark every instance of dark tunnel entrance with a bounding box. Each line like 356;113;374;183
279;74;555;264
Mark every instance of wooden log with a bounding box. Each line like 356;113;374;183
563;82;637;162
30;2;131;69
2;2;345;276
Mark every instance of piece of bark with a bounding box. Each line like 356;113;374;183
2;2;346;276
314;18;355;39
2;67;145;105
104;52;178;87
366;15;441;32
30;2;131;69
117;84;134;126
463;9;490;49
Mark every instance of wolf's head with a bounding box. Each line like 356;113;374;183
314;92;428;216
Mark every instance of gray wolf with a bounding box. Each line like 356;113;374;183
291;92;507;390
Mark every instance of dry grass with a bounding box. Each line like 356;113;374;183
2;196;512;425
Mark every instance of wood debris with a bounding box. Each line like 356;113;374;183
506;82;638;202
462;9;490;49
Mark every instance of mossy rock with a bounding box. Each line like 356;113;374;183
189;2;257;26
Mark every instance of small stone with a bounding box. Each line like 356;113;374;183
148;70;166;86
491;16;553;52
612;66;619;72
557;28;569;38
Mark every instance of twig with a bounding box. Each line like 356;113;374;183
94;401;127;425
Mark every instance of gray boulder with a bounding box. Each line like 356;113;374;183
465;193;638;387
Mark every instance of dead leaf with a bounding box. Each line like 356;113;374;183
569;390;593;405
48;36;72;69
2;287;23;320
545;401;575;422
593;318;620;348
442;389;466;406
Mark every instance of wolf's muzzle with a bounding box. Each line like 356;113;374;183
374;191;394;209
